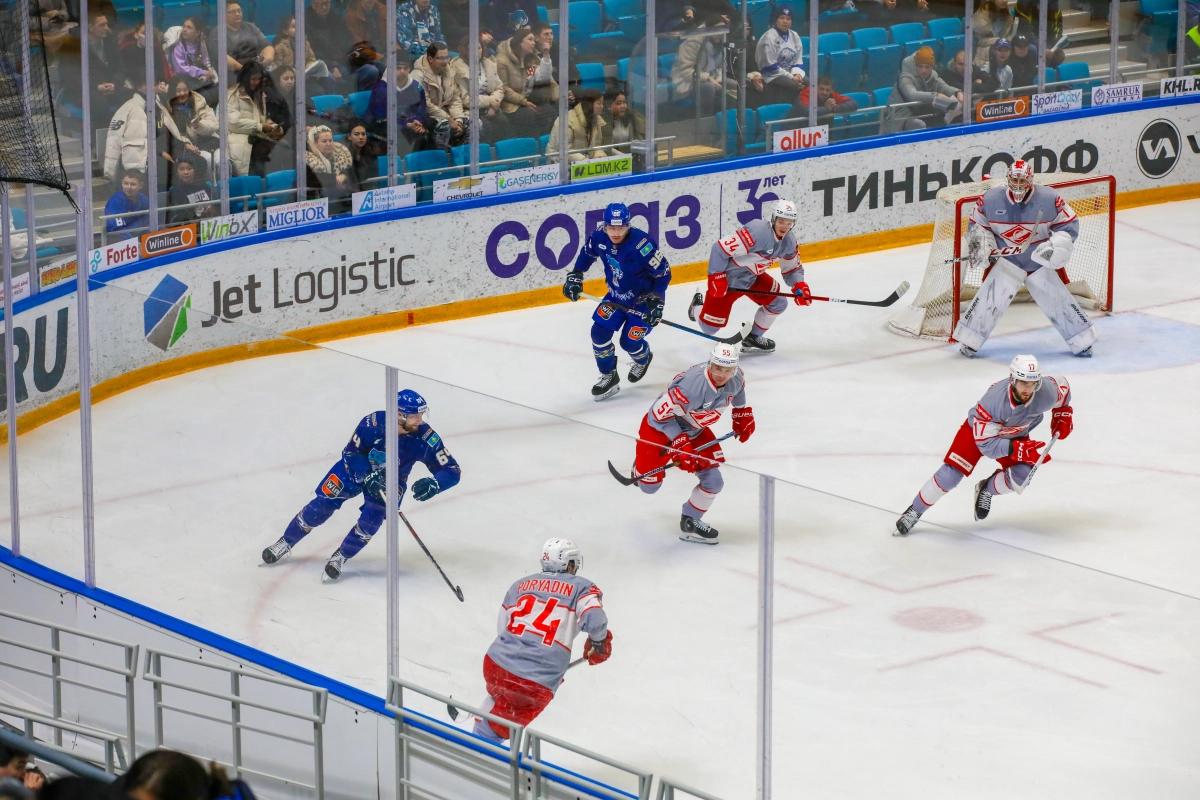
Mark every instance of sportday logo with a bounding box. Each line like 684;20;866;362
143;274;192;351
1137;119;1181;179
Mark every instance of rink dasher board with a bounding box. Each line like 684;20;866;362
2;99;1199;425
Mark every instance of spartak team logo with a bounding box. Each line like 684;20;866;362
998;224;1034;246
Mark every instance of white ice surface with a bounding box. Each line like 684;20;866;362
4;200;1200;798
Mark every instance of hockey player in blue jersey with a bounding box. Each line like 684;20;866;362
562;202;671;401
261;389;462;580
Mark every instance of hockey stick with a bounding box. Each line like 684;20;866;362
607;431;736;487
945;211;1044;264
741;280;911;308
399;511;464;602
580;293;753;345
1013;434;1059;496
448;656;588;721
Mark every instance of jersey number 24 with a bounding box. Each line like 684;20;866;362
506;594;567;646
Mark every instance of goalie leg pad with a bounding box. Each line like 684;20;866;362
1024;266;1097;354
953;257;1026;351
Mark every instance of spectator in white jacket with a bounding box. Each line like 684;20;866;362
754;4;805;106
103;79;151;182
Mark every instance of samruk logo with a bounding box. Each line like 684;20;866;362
143;274;191;351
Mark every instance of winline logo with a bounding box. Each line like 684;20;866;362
144;274;192;351
976;96;1029;122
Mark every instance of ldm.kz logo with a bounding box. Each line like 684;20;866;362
143;274;191;351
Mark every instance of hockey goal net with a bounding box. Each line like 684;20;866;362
887;173;1115;341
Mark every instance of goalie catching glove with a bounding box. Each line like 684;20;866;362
1031;231;1074;269
584;631;613;665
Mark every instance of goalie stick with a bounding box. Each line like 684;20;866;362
447;658;586;721
400;511;464;602
1013;434;1058;495
741;280;911;308
580;293;753;345
945;210;1045;264
607;431;736;487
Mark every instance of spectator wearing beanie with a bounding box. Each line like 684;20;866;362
882;45;962;133
753;4;805;106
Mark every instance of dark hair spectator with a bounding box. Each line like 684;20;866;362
941;48;967;92
450;32;512;143
72;9;128;119
0;743;41;795
1007;34;1049;89
118;21;168;91
306;0;353;87
166;17;218;92
1015;0;1063;50
789;74;859;122
105;169;150;240
397;0;444;61
344;121;380;188
305;125;355;212
752;6;805;107
274;14;335;95
345;0;389;49
412;41;469;149
547;87;606;163
209;0;275;76
674;16;737;115
486;0;539;38
602;88;645;155
227;62;284;175
119;750;233;800
364;57;435;153
495;26;556;136
530;21;578;102
858;0;930;28
166;155;218;223
978;39;1013;95
158;73;220;186
347;40;386;90
971;0;1018;65
882;46;963;132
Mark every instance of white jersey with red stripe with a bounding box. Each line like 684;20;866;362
968;375;1071;460
646;362;748;441
968;184;1081;274
707;218;804;291
485;571;608;691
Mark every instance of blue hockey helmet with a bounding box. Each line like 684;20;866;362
397;389;429;416
604;202;630;227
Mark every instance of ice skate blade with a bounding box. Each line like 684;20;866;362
679;532;719;545
592;386;620;402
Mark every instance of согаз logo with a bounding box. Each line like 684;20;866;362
144;274;191;351
1137;119;1180;178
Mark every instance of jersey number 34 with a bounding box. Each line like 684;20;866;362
506;594;567;646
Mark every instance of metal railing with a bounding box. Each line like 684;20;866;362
0;723;118;782
0;608;138;760
142;647;327;798
655;778;725;800
524;729;651;800
0;702;126;773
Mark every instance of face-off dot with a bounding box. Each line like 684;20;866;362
892;607;986;633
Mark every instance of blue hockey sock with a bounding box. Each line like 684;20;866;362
337;502;386;558
591;325;618;373
283;500;338;546
625;341;650;364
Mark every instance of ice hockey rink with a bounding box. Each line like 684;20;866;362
4;197;1200;798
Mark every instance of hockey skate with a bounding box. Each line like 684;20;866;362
894;506;922;536
592;371;620;401
1075;346;1093;358
261;537;291;564
959;344;978;358
740;334;775;354
628;351;653;383
687;291;703;322
324;549;347;580
972;478;994;521
679;514;719;545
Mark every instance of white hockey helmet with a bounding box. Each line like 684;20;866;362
541;538;582;573
1009;354;1042;390
768;199;797;223
1007;159;1035;203
710;342;740;368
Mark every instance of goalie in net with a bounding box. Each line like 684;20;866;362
889;164;1112;354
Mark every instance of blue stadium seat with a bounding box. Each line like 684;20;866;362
816;32;851;53
348;90;371;118
228;175;262;212
262;169;295;208
374;156;403;180
844;91;871;109
748;1;773;36
751;103;792;151
888;22;925;44
715;108;755;152
926;17;962;38
495;138;540;169
902;38;940;59
851;27;888;49
617;57;631;82
603;0;641;21
873;86;892;106
617;14;646;37
864;44;902;91
1056;60;1102;91
451;143;494;168
405;149;447;176
537;5;549;21
940;34;965;61
577;61;607;92
568;0;604;36
538;133;551;154
310;95;347;115
828;48;864;92
845;108;881;138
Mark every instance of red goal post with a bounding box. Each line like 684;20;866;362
887;173;1115;341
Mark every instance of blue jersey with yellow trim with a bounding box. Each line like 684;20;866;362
573;226;671;306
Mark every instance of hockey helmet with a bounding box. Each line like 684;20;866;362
604;202;631;227
542;538;582;573
1008;354;1042;391
709;342;740;368
1007;160;1035;203
397;389;429;416
768;199;797;223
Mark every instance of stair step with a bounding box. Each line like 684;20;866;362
1060;24;1113;45
1063;42;1128;67
1061;9;1093;30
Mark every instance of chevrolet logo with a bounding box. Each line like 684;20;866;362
448;176;484;190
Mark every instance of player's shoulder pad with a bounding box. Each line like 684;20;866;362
419;424;442;447
364;411;384;429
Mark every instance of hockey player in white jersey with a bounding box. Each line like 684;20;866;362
623;342;755;544
687;200;811;354
472;539;611;743
955;160;1097;357
894;355;1073;535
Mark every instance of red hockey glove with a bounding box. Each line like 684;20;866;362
792;281;812;307
584;631;613;665
732;406;755;443
669;433;700;473
1051;406;1073;440
708;271;728;299
1011;438;1050;465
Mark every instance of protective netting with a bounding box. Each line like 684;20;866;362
0;0;70;193
888;173;1114;340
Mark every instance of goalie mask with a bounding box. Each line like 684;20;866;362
1009;354;1042;392
1007;160;1035;203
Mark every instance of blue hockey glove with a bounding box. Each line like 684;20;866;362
638;293;664;326
563;270;584;302
363;471;386;499
344;453;372;483
368;448;387;469
412;477;441;501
